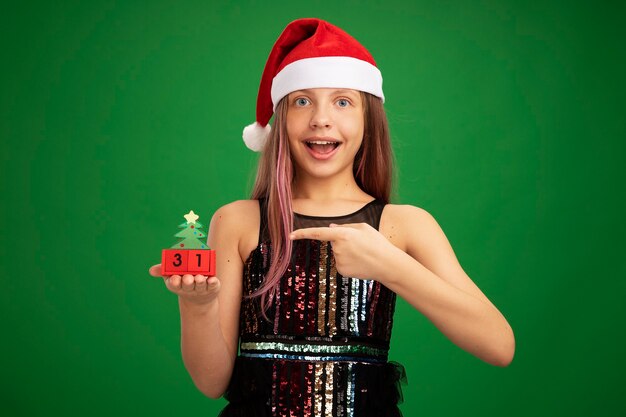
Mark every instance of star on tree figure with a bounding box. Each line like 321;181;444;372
184;210;199;224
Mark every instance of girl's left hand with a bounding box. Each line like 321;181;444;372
290;223;398;281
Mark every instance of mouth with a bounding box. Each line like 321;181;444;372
304;139;341;157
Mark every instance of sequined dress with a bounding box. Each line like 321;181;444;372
219;199;407;417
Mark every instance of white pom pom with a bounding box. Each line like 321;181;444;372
243;122;271;152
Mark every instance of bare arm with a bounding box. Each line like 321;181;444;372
290;205;515;367
150;201;255;398
380;205;515;367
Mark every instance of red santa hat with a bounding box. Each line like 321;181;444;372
242;18;385;151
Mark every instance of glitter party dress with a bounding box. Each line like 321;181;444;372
219;199;407;417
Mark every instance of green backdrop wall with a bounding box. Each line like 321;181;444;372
2;1;625;416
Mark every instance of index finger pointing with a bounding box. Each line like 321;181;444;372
290;227;340;241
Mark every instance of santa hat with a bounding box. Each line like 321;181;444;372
242;18;385;152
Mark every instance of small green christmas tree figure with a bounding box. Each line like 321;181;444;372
161;210;216;276
171;210;208;249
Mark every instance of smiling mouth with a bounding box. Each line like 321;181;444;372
305;140;341;154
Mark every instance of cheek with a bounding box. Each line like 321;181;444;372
346;116;365;141
287;111;307;127
285;123;298;146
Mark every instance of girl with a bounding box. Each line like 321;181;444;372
150;18;514;416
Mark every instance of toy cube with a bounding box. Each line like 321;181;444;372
187;249;216;276
161;249;216;276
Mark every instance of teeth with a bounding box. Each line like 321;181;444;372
307;141;337;145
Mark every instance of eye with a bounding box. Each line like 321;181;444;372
336;99;350;108
294;97;310;106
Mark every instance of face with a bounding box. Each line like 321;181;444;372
285;88;364;181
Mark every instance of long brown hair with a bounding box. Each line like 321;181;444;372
249;92;394;318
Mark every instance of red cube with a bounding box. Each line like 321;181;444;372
161;249;216;276
187;250;216;275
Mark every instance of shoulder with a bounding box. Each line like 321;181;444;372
380;203;443;253
381;203;436;232
211;199;260;222
209;200;261;262
382;203;432;220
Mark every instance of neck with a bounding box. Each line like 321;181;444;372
291;170;368;203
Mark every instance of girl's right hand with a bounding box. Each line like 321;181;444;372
148;264;221;306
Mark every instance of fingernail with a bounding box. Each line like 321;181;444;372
329;223;337;227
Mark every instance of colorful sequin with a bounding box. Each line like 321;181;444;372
233;199;403;416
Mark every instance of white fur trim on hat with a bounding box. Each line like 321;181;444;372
243;122;271;152
271;56;384;110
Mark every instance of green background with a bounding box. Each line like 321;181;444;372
2;1;625;416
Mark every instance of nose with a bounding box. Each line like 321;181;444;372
309;104;332;129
